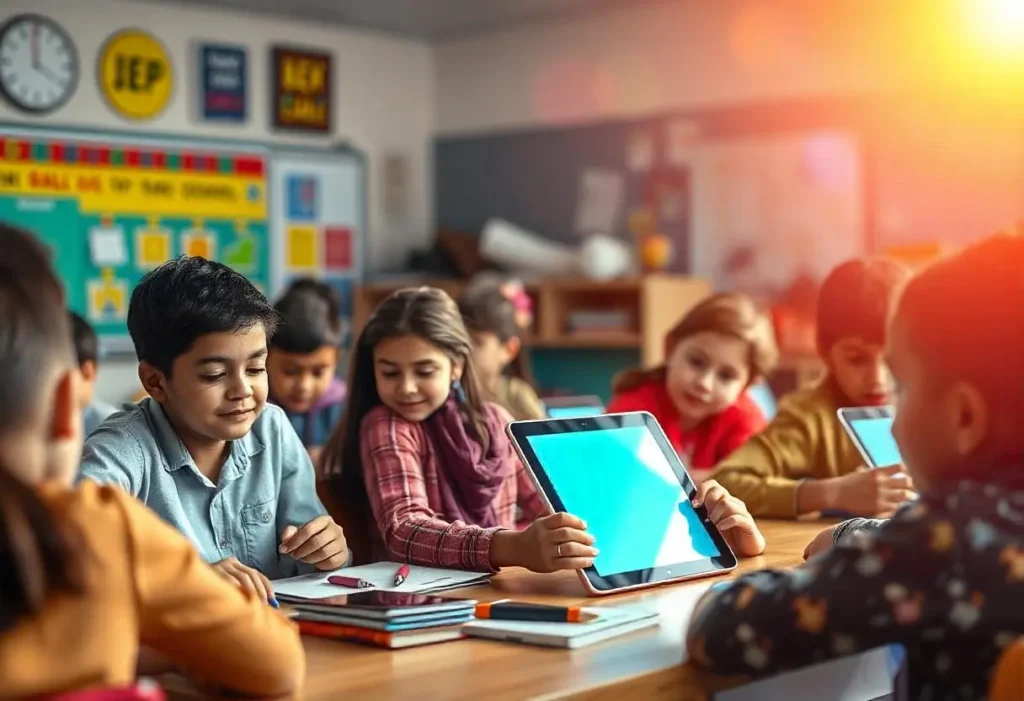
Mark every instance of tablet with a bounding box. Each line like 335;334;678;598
541;395;606;419
507;412;737;595
837;406;902;468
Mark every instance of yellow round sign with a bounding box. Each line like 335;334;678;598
98;29;173;120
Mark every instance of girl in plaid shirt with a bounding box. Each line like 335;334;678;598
320;287;597;572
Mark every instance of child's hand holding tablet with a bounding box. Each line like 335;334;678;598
490;512;598;573
692;480;765;557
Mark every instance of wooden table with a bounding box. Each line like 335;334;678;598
163;520;829;701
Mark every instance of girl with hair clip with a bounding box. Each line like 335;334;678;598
458;279;545;421
606;293;778;483
319;287;598;572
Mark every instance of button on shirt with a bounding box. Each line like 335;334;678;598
78;398;327;580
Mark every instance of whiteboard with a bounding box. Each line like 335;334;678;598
270;146;367;346
689;130;864;297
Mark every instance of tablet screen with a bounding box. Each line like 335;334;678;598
525;425;721;578
849;416;901;467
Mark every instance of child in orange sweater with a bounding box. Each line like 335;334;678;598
0;223;304;698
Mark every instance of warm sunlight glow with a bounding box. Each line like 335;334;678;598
973;0;1024;54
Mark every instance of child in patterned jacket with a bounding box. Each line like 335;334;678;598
685;230;1024;701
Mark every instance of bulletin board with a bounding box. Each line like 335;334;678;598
0;125;367;353
271;146;367;348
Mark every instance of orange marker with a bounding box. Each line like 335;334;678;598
474;600;595;623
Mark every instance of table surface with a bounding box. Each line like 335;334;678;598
163;519;829;701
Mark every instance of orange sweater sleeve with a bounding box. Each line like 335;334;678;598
115;490;306;696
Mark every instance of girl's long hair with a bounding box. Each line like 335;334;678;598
319;287;491;558
612;292;779;394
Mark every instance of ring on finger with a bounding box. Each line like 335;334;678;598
556;543;563;557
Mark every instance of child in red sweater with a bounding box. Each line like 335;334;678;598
606;293;778;482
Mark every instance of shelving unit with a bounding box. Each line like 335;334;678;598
352;274;712;368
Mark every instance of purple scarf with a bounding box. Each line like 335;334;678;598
421;397;511;529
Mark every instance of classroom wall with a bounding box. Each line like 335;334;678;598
434;0;1024;248
0;0;436;404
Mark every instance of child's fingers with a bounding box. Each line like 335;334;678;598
709;496;745;524
554;556;596;571
715;513;754;534
289;528;336;560
550;526;596;546
694;480;728;509
313;551;350;571
544;512;587;531
280;516;329;554
553;541;600;559
257;570;275;600
304;539;347;566
278;525;299;550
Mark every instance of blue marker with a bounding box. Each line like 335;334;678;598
269;598;280;609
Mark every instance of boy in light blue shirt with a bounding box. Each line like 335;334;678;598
79;256;348;603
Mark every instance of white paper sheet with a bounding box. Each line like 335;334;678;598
272;562;490;600
89;226;127;267
574;168;625;237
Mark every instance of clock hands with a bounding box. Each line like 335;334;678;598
30;22;40;70
28;22;65;88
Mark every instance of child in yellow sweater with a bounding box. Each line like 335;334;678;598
0;224;303;698
711;258;914;518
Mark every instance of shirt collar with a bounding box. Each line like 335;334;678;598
144;398;265;479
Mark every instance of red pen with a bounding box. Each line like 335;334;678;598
394;563;410;586
327;575;374;589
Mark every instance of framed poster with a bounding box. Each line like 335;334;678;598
270;46;331;133
198;43;246;122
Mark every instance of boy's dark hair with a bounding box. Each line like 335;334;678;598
128;256;278;375
271;278;343;354
816;258;910;354
896;228;1024;459
458;284;536;386
68;311;98;368
0;223;83;633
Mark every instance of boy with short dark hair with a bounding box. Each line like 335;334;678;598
67;311;118;436
267;278;346;466
79;256;348;601
710;258;915;518
687;231;1024;700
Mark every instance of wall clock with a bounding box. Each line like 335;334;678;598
0;14;79;114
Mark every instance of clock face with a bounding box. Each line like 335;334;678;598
0;14;78;114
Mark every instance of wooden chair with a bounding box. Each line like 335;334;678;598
989;638;1024;700
317;475;373;565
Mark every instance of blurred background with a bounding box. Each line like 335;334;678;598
2;0;1022;403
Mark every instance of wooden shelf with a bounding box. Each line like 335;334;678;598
352;274;713;368
532;332;642;349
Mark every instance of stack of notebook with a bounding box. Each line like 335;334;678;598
286;591;477;649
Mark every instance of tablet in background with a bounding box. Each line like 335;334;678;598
542;395;605;419
838;406;902;468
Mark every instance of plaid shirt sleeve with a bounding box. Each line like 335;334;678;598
360;408;499;572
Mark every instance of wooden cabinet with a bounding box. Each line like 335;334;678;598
351;275;712;368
